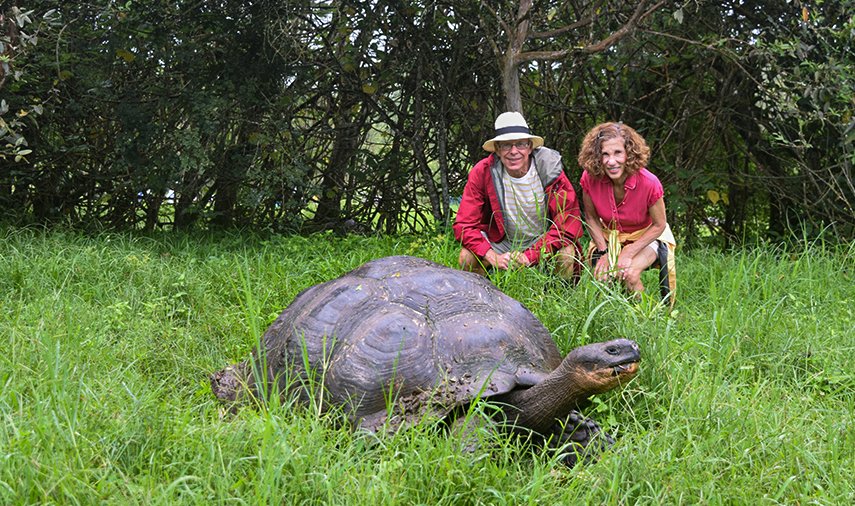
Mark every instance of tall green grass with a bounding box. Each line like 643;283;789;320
1;227;852;504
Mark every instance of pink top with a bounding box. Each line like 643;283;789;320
580;168;664;233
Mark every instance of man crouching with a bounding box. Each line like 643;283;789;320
453;111;584;280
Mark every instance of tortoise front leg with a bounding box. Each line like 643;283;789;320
545;410;615;468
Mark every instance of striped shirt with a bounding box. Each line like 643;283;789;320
501;162;546;248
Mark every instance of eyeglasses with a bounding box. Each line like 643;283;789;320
496;140;532;152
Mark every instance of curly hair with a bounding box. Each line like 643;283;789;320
577;122;650;178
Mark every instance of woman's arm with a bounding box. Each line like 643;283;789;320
582;191;612;279
582;192;607;251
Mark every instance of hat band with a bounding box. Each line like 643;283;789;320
494;125;531;136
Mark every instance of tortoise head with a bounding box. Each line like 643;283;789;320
562;338;641;395
210;364;247;404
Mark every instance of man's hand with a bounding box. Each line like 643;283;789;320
485;250;512;270
509;251;532;268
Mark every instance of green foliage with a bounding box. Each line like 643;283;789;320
0;1;852;243
751;0;855;236
0;228;853;503
0;6;60;163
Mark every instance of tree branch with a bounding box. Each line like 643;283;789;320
515;0;666;64
529;16;593;40
479;0;511;42
577;0;665;54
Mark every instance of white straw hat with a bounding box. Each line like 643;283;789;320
482;111;545;152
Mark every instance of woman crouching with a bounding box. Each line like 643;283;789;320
578;122;676;299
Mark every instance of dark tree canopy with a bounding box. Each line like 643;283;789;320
1;0;852;245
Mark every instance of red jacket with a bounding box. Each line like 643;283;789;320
453;147;583;265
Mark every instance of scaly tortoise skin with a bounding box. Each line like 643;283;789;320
211;255;640;465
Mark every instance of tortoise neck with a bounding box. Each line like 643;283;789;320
498;358;590;434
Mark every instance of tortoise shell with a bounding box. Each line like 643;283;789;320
251;255;563;429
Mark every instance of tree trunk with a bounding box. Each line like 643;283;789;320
502;53;523;113
410;71;442;225
309;96;367;232
211;144;245;229
436;110;451;226
722;139;749;249
501;0;532;112
143;192;164;232
174;176;203;231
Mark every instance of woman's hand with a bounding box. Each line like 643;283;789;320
594;254;611;280
615;251;635;279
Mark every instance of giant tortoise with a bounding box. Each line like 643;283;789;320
211;255;640;465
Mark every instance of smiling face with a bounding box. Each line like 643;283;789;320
601;137;628;185
496;140;533;178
